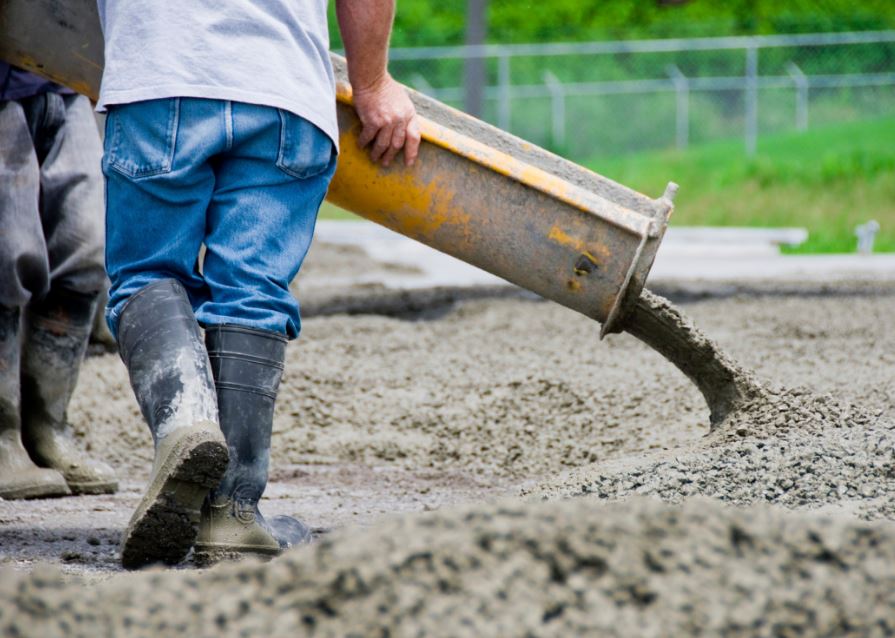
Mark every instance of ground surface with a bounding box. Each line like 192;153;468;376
2;241;894;635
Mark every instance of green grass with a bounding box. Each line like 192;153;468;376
318;201;360;221
586;117;895;253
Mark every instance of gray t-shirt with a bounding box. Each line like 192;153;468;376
95;0;338;147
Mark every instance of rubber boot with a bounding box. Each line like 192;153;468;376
116;279;229;569
194;325;312;564
0;305;70;499
20;287;118;495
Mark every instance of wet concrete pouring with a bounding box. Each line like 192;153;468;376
3;241;895;635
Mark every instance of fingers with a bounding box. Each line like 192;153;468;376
403;116;421;167
353;78;421;167
369;123;395;163
357;119;379;149
381;123;406;167
359;113;419;168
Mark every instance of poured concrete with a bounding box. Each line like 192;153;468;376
2;241;895;635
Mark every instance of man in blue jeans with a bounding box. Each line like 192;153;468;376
98;0;421;568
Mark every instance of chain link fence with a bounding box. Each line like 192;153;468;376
381;31;895;161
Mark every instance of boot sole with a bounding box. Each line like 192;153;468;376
120;428;228;570
0;478;71;500
193;543;281;567
67;479;120;496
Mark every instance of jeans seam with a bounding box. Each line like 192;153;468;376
166;97;180;172
276;109;290;173
224;101;233;151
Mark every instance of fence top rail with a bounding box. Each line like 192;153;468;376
425;71;895;99
379;30;895;60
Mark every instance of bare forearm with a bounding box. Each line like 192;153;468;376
336;0;395;91
335;0;420;167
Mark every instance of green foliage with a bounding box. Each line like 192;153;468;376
586;117;895;253
330;1;895;154
329;1;895;49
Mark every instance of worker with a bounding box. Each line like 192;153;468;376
0;63;118;499
97;0;421;568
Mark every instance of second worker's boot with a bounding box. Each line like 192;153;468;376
20;286;118;495
116;279;229;569
194;324;312;565
0;305;71;500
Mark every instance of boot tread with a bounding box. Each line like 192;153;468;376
120;429;228;570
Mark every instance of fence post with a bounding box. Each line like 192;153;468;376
410;73;435;96
666;64;689;150
786;62;809;131
463;0;488;118
745;43;759;156
498;52;511;131
543;71;566;148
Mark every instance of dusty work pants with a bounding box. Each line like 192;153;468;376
0;94;106;308
103;98;336;339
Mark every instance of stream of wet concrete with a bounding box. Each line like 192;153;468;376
622;289;765;426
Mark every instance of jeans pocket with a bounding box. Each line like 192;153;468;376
105;98;179;179
275;109;335;179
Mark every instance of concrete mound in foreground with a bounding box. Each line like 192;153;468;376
2;496;894;637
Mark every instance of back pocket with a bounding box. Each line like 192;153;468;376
106;98;179;179
275;109;335;179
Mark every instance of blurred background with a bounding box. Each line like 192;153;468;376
323;0;895;255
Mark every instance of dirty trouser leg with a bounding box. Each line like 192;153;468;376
0;92;104;305
37;94;106;297
0;98;71;499
0;99;49;308
17;93;118;495
44;95;115;348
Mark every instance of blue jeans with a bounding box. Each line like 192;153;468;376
103;98;336;339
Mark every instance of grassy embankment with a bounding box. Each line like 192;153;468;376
320;116;895;253
589;116;895;253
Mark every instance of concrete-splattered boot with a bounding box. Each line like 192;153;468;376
116;279;229;569
0;305;71;499
194;325;312;564
20;287;118;495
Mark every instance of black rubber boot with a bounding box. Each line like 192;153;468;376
116;279;229;569
20;286;118;495
0;305;71;500
194;324;312;564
